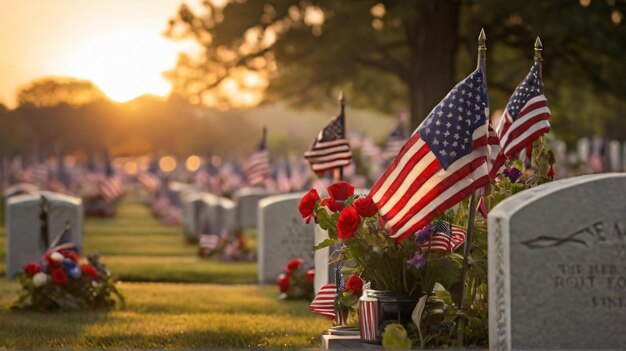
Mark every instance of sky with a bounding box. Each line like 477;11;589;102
0;0;201;107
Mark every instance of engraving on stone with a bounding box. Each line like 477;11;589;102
522;220;625;253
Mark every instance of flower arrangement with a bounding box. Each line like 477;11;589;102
299;181;463;300
12;245;124;311
277;258;315;300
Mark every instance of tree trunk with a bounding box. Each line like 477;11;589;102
406;0;459;131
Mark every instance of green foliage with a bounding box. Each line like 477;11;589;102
382;323;413;350
167;0;626;135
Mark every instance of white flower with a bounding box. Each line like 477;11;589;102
49;252;64;262
33;272;48;287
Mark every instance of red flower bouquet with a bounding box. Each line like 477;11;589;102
12;247;124;311
277;258;314;300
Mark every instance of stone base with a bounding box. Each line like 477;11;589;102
321;334;381;350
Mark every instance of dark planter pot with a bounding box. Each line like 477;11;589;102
358;289;422;344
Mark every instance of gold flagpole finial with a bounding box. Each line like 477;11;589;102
534;36;543;61
477;28;487;71
478;28;487;60
338;90;345;105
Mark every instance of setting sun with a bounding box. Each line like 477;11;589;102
63;30;176;103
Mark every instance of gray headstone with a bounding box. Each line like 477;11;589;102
489;174;626;350
168;181;199;208
552;139;567;166
205;195;236;236
181;192;208;239
608;140;621;172
577;137;590;163
6;191;83;278
258;192;315;284
314;226;336;294
234;187;277;229
623;142;626;172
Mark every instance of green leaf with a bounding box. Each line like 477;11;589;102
314;206;335;232
314;238;339;251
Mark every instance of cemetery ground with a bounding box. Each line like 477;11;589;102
0;197;331;348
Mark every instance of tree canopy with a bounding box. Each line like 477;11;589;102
166;0;626;142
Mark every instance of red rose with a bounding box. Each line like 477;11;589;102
320;197;342;212
51;268;67;286
82;265;98;280
286;258;303;273
337;206;360;240
327;181;354;201
278;273;290;293
353;196;378;217
22;262;41;277
67;252;80;262
305;269;315;283
298;189;320;224
344;274;364;296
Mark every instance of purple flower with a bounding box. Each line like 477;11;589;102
415;224;431;245
503;167;522;182
407;253;426;270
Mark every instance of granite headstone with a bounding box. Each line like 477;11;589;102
489;173;626;350
6;191;83;278
234;187;276;229
258;193;314;284
181;192;208;240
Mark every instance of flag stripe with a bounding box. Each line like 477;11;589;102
500;103;549;148
503;122;551;157
390;157;488;237
369;137;426;200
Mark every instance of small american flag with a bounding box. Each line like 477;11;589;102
304;107;352;176
487;121;506;178
199;234;220;253
244;127;271;186
419;221;466;253
310;283;337;319
496;60;551;158
369;68;491;242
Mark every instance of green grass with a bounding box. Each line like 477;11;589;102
0;281;332;348
0;195;331;348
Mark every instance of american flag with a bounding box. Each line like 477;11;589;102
199;234;220;255
244;128;271;186
369;68;491;242
496;60;551;158
275;158;292;193
419;221;466;252
383;121;407;160
304;108;352;176
487;121;506;178
310;283;337;319
137;172;161;191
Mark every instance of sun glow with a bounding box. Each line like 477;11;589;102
64;30;178;103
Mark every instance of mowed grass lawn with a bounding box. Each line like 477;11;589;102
0;281;331;348
0;196;330;348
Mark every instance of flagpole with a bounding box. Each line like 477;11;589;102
457;28;486;347
337;91;345;182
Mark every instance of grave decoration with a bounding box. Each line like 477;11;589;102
301;180;463;342
277;258;315;300
307;31;557;348
198;228;256;262
12;243;124;311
